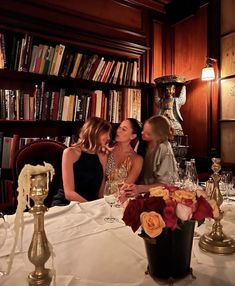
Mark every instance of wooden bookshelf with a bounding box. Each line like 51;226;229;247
0;3;154;213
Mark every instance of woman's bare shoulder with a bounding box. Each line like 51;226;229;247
132;152;144;164
63;146;81;161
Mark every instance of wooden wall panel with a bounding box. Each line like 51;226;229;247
221;78;235;119
221;0;235;35
181;80;209;159
221;122;235;163
42;0;143;29
174;6;208;80
221;32;235;78
152;21;163;81
0;0;148;46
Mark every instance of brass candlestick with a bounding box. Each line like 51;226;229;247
199;158;235;254
27;164;54;286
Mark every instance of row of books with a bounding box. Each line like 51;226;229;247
0;32;138;86
0;84;141;122
0;134;72;169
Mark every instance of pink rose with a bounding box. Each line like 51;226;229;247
176;203;193;221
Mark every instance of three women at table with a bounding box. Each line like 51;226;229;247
122;115;178;197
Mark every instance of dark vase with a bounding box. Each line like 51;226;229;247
142;220;195;280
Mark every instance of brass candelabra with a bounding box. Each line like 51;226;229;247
199;158;235;254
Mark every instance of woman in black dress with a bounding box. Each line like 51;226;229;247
52;117;112;206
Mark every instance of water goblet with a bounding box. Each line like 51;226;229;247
0;213;8;277
104;181;119;223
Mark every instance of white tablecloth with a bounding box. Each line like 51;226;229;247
0;199;235;286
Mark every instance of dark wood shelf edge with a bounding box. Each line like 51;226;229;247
0;69;147;90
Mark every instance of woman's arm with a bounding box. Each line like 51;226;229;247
62;147;87;203
125;154;143;184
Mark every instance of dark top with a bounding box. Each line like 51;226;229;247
51;152;103;206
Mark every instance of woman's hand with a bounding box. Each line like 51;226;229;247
120;183;139;198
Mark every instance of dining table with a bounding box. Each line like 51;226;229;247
0;198;235;286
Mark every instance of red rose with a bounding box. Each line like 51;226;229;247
193;196;213;221
122;198;144;232
143;196;165;213
163;200;178;230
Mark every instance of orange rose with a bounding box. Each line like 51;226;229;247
149;186;169;200
172;189;196;203
140;211;166;238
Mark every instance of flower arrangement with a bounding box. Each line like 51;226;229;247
122;185;219;238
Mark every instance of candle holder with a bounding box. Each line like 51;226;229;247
199;158;235;254
28;171;53;286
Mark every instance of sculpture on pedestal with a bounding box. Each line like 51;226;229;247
154;75;186;136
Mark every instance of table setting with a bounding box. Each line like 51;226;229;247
0;160;234;286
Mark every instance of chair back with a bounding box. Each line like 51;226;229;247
12;139;67;208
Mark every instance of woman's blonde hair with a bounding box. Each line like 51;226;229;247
75;117;111;152
147;115;174;141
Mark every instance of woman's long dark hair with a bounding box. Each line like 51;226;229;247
127;118;146;158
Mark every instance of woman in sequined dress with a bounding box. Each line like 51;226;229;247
104;118;144;194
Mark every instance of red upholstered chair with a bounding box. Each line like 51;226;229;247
12;139;67;208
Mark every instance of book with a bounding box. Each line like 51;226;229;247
92;57;105;81
95;90;103;118
57;88;66;120
1;137;12;169
39;45;49;74
10;134;20;169
23;93;30;120
53;44;65;76
61;95;70;121
29;45;39;72
0;131;4;167
33;44;44;73
50;91;60;121
67;94;75;121
82;54;99;80
70;52;83;78
0;33;7;69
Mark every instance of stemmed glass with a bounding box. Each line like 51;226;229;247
221;171;233;204
0;213;7;277
104;181;119;223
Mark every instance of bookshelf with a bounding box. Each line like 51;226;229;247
0;25;153;213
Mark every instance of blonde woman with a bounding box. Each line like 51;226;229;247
52;117;112;206
122;115;178;197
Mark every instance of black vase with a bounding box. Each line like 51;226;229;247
142;220;195;280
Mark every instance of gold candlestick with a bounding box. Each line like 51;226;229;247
28;172;53;286
199;158;235;254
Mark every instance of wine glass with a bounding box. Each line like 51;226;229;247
114;167;128;207
0;213;8;277
221;171;233;204
104;181;118;223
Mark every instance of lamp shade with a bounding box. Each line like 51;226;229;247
201;66;215;81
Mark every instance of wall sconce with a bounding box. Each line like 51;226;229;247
201;57;217;81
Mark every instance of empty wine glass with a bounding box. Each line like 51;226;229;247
104;181;118;223
0;213;8;277
221;171;233;204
